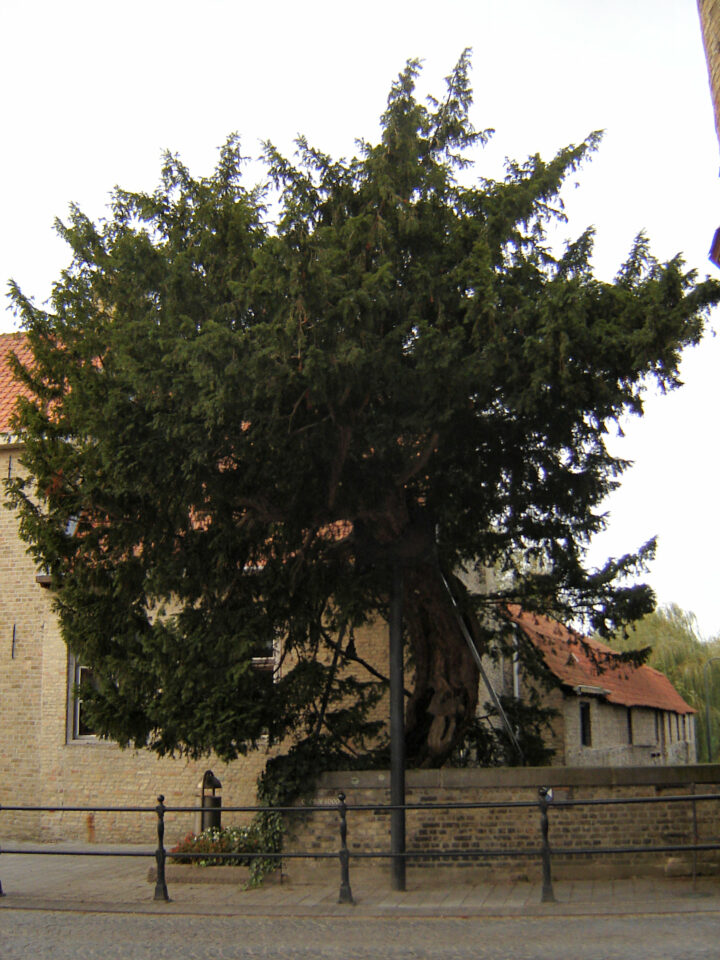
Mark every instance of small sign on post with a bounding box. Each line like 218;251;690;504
538;787;556;904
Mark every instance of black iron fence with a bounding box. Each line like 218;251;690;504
2;789;719;905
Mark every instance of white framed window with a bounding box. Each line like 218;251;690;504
579;701;592;747
251;635;281;681
66;654;99;741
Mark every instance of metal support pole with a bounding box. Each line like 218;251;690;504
439;571;524;763
538;787;556;903
154;794;170;902
337;792;354;904
389;561;406;892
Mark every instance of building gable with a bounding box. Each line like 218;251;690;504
507;606;695;715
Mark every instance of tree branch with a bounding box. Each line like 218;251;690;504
394;431;439;486
320;626;407;694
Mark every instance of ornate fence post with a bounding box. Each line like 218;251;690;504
154;794;170;902
538;787;556;903
337;792;354;904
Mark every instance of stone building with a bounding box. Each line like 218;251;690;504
0;333;697;845
0;331;395;843
0;334;282;841
495;607;696;767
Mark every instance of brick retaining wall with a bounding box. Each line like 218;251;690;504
286;766;720;881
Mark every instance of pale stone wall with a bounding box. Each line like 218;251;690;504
538;685;567;763
18;612;387;845
564;698;696;767
0;444;270;842
0;441;392;844
698;0;720;146
486;648;695;768
0;443;48;836
0;438;697;849
486;650;568;762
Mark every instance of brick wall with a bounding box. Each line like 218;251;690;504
1;442;392;845
286;766;720;881
0;445;272;842
0;440;704;862
1;443;48;837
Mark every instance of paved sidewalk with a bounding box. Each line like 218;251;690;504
1;842;718;917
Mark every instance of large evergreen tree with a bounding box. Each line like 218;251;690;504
7;54;719;769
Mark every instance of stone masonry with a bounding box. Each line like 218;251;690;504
699;0;720;144
288;766;720;881
0;441;392;844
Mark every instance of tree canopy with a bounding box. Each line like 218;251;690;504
7;53;720;770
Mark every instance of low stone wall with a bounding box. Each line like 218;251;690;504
284;766;720;882
3;763;719;883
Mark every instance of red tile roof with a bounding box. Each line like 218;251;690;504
0;333;32;437
508;606;694;714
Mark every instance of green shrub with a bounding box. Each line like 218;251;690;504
170;824;262;867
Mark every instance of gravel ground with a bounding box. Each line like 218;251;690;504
1;911;720;960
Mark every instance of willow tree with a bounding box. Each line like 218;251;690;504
7;53;719;771
606;604;720;762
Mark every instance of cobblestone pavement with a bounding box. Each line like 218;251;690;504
2;843;719;918
2;845;719;958
1;912;719;960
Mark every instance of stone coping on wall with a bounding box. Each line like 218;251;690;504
318;765;720;792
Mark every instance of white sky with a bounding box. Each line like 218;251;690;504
2;0;719;637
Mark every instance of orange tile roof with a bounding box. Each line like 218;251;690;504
0;333;32;437
507;606;695;714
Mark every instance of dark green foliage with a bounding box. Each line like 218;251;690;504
605;605;720;762
169;818;285;885
453;696;558;767
6;52;720;770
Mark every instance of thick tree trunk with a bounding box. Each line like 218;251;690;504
402;564;480;767
352;510;480;766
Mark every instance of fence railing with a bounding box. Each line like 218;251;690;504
2;788;719;905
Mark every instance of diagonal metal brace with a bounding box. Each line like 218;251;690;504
439;571;524;763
